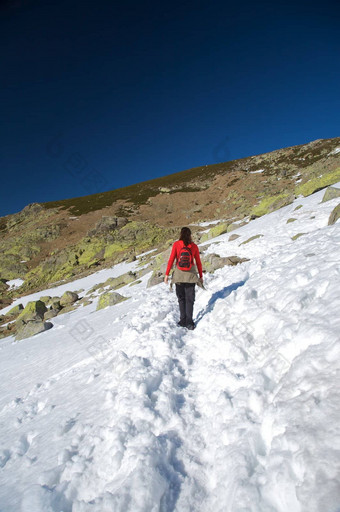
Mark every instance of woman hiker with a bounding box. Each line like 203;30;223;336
164;227;203;330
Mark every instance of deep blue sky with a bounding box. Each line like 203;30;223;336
1;0;339;217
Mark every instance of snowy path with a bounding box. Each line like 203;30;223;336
0;189;340;511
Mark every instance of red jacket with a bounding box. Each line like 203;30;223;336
165;240;203;278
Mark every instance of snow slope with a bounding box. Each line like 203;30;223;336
0;187;340;512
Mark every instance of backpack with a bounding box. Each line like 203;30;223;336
177;245;193;271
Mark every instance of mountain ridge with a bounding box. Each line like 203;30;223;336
0;136;339;305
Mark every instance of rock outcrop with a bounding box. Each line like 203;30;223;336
60;291;79;306
202;253;249;273
322;186;340;203
16;300;47;325
16;320;53;341
15;300;52;340
7;304;24;318
200;223;228;242
240;235;263;245
88;216;128;236
328;204;340;225
97;292;128;310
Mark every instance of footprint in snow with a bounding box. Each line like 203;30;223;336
57;415;79;436
13;432;36;457
0;449;11;468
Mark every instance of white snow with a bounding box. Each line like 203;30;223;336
250;169;264;174
328;147;340;156
0;185;340;511
6;279;24;290
137;248;157;257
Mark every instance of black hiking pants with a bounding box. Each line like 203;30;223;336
175;283;195;325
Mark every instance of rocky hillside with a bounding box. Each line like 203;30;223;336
0;137;339;307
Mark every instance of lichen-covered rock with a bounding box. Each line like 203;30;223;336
45;296;61;306
225;256;250;265
328;204;340;225
251;193;295;217
228;234;240;242
322;186;340;203
200;223;228;242
15;320;53;341
0;253;27;279
141;248;172;288
240;234;263;245
44;309;59;320
227;222;247;232
50;300;62;311
21;203;44;216
60;291;79;306
39;296;52;304
78;297;92;307
57;304;78;315
104;272;137;290
147;271;164;288
296;168;340;197
286;218;297;224
202;253;249;273
7;304;24;318
129;279;142;287
16;300;47;326
292;233;306;240
88;216;128;236
96;292;127;310
201;254;224;273
268;194;295;213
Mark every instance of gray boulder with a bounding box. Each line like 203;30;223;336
328;204;340;226
88;216;128;236
60;291;79;306
322;186;340;203
202;253;249;273
147;271;164;288
44;309;59;320
104;272;137;290
57;304;78;315
16;320;53;341
16;300;47;327
7;304;24;318
50;300;62;311
240;234;263;245
268;194;295;213
97;291;127;310
228;234;240;242
39;295;52;304
292;233;305;240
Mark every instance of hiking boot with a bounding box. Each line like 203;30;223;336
177;319;186;327
186;322;196;330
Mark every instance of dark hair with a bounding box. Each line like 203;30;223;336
179;227;192;246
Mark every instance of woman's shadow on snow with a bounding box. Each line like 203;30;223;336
196;280;246;324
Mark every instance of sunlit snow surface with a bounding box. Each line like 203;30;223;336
6;279;24;290
0;187;340;512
